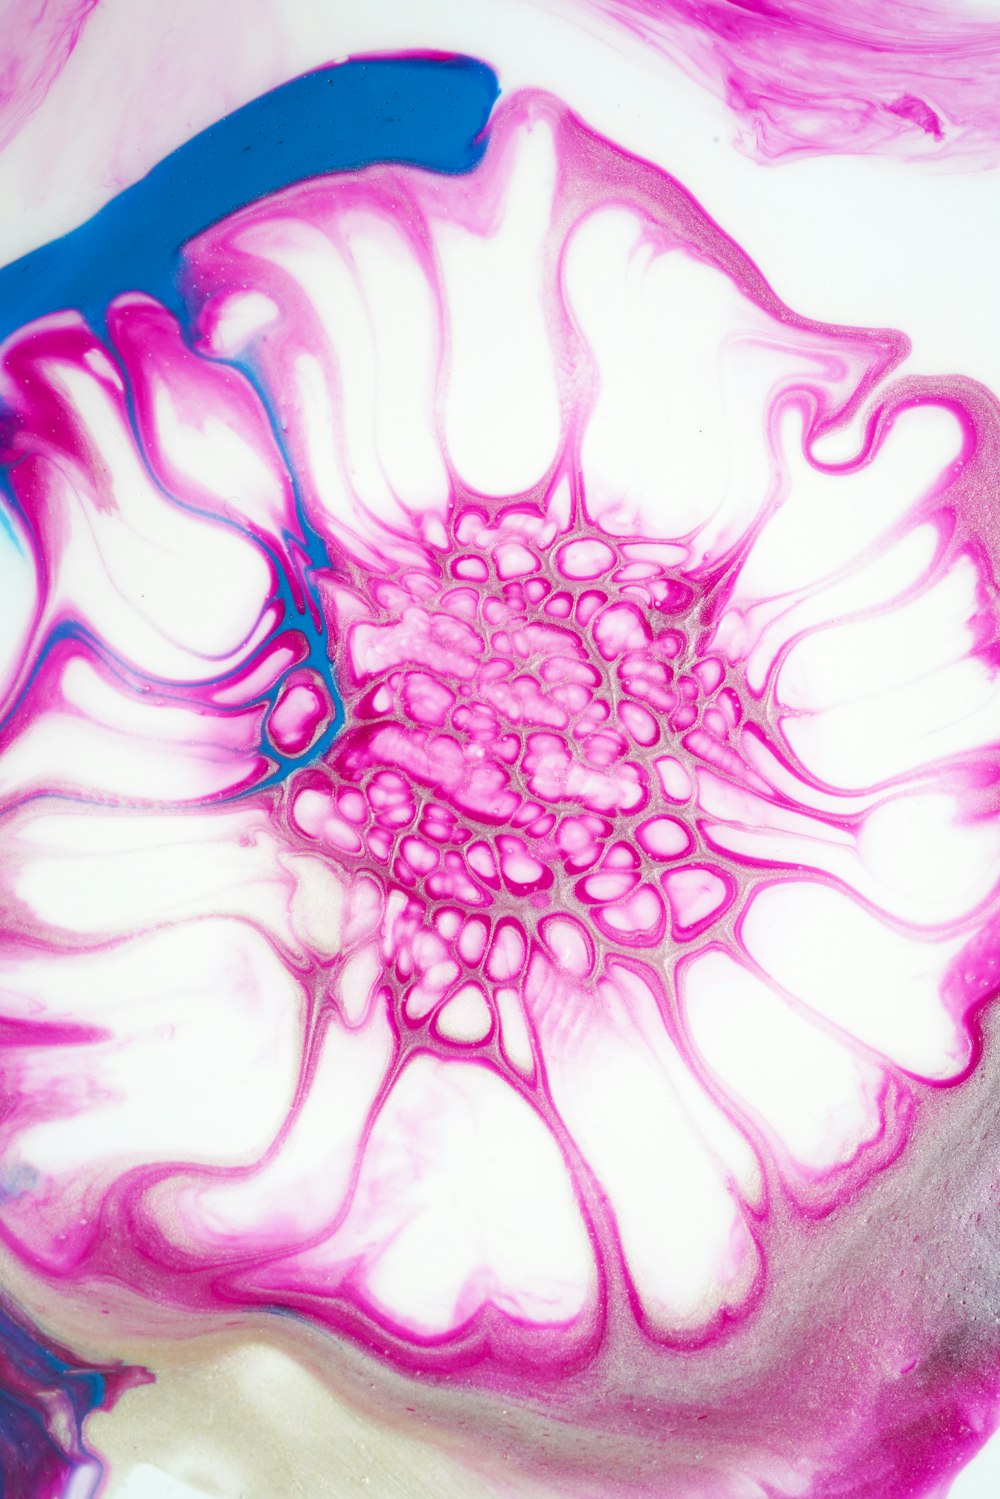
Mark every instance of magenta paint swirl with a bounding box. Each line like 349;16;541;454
577;0;1000;163
1;84;1000;1496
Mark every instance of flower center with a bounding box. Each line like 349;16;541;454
284;505;746;1052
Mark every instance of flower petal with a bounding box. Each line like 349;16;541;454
249;1054;597;1342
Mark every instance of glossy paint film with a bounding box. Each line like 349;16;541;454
0;5;999;1498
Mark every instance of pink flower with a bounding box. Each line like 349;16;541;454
0;92;996;1391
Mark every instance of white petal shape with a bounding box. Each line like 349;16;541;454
257;1054;596;1338
432;116;562;496
173;1005;395;1253
233;207;449;538
784;652;1000;788
734;402;961;610
741;881;967;1079
525;955;757;1333
699;772;1000;928
0;918;304;1272
682;950;887;1180
565;206;877;550
0;651;268;806
778;559;989;714
0;799;343;959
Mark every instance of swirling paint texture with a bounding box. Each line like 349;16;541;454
573;0;1000;163
0;0;98;151
0;49;1000;1499
0;1292;138;1499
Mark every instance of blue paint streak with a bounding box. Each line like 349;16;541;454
0;1297;111;1498
0;54;501;800
0;55;499;342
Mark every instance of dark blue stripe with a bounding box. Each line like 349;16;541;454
0;54;499;340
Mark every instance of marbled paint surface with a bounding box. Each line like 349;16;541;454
0;4;998;1498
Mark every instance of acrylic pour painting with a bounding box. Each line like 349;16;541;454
3;2;1000;1497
